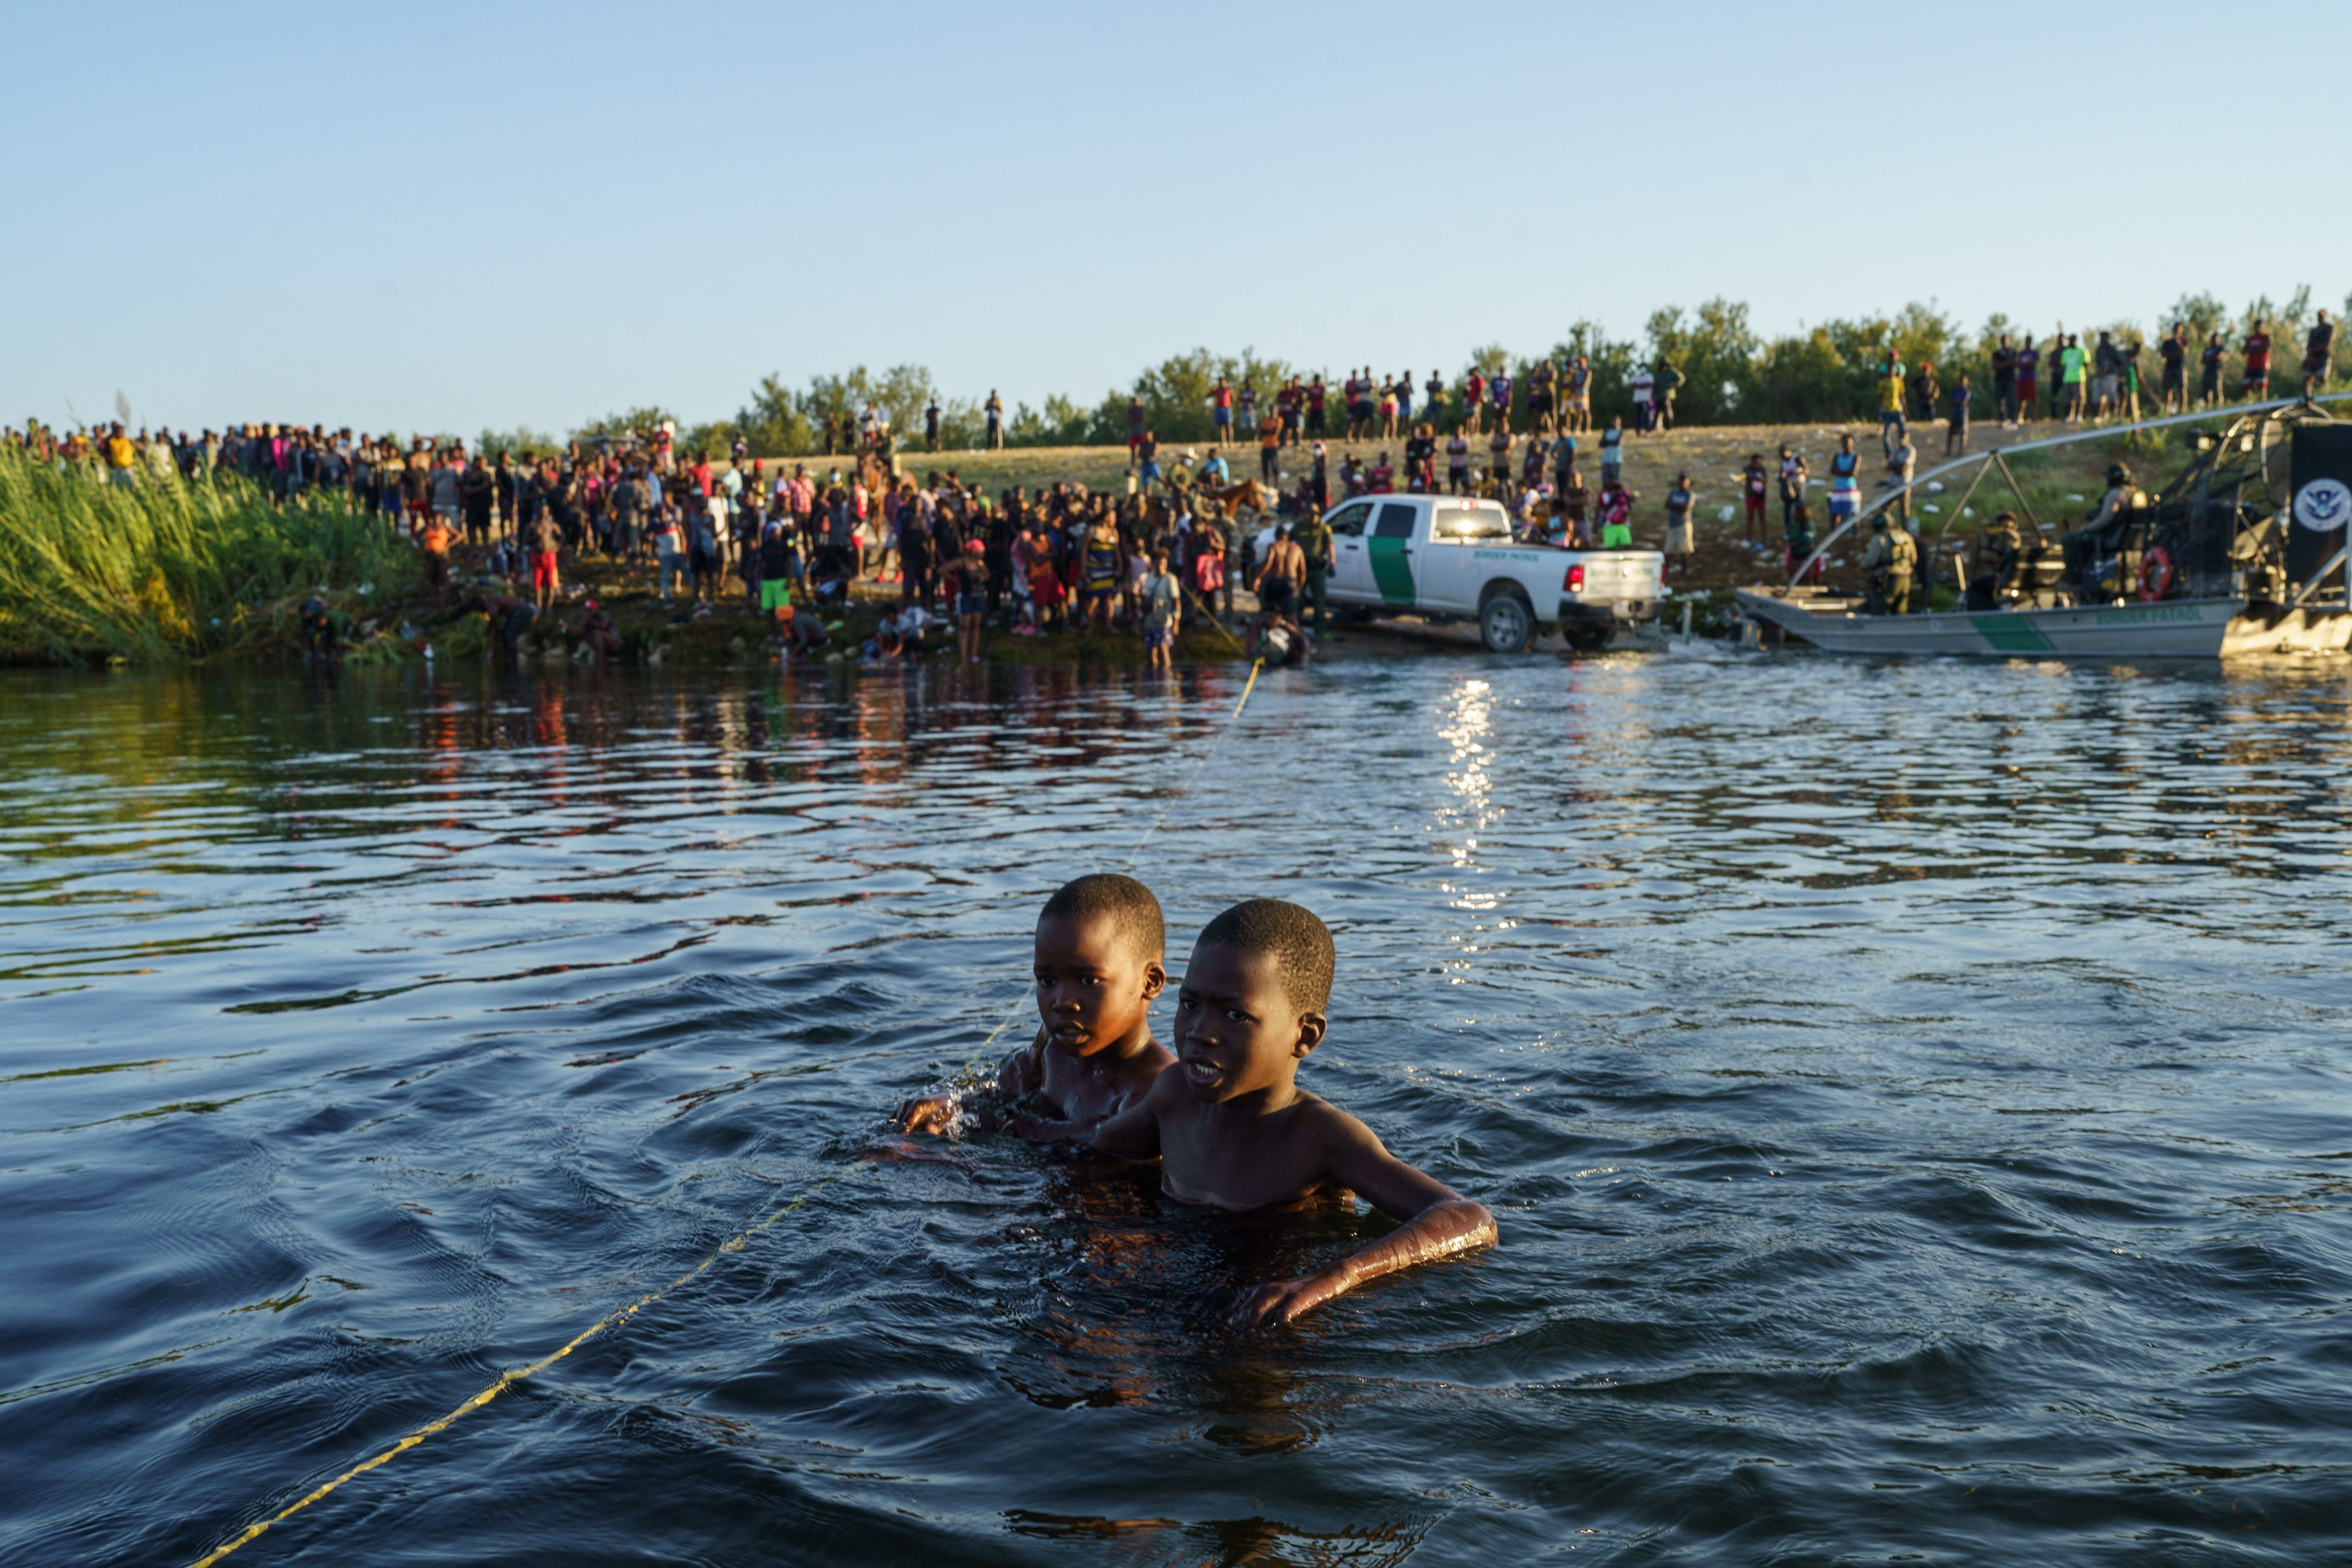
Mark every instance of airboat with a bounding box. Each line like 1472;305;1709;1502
1735;393;2352;658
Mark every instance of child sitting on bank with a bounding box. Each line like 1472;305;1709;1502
897;874;1174;1141
1093;898;1496;1328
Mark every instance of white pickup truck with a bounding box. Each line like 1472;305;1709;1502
1255;494;1664;651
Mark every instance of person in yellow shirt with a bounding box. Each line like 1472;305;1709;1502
105;422;138;487
1876;355;1907;455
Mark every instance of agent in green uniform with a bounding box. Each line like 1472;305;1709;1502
1860;516;1917;615
1983;511;2023;585
1290;506;1335;627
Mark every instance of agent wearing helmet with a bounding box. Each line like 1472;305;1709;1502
2060;463;2150;597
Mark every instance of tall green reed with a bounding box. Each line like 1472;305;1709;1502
0;449;419;664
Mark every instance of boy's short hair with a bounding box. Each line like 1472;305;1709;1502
1197;898;1334;1013
1040;874;1165;962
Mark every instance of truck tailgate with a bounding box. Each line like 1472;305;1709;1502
1581;553;1662;601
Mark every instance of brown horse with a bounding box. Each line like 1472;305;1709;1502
1205;479;1275;518
1135;480;1277;536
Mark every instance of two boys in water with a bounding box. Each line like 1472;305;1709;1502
897;875;1495;1328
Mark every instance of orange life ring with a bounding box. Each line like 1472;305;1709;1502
2137;544;2173;602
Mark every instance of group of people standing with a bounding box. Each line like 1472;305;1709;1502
1870;313;2338;460
1180;355;1696;454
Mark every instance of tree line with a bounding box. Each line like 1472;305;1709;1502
486;286;2343;460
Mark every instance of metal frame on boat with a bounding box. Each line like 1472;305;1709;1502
1737;392;2352;658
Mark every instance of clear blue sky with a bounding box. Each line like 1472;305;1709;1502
6;0;2340;437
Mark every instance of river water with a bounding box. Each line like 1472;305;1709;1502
2;652;2348;1566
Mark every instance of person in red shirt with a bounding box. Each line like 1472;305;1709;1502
1463;369;1486;436
2243;320;2271;399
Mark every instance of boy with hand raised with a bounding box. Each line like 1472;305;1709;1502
897;874;1174;1142
1093;898;1496;1329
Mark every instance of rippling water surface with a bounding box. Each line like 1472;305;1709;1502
3;653;2350;1566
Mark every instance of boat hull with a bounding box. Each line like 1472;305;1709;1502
1735;588;2242;658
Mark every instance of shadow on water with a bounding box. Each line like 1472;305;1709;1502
1;654;2349;1564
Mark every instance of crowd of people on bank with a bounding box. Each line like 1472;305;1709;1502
0;415;1322;658
9;309;2336;653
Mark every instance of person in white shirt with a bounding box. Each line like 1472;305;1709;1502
1883;435;1917;527
704;490;731;591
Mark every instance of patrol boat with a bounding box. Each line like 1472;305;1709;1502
1736;394;2352;659
1735;584;2243;657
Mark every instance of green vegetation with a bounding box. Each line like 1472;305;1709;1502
640;282;2345;462
0;449;419;665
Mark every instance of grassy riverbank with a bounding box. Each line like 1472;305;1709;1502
0;450;419;665
0;414;2228;668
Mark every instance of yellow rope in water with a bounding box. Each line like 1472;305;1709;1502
186;1165;860;1567
186;658;1265;1566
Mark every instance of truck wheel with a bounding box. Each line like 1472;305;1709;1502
1479;591;1535;653
1565;622;1612;653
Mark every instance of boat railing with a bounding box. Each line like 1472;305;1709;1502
1783;390;2352;593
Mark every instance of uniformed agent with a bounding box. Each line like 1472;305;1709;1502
1860;514;1918;615
2059;462;2146;594
1289;505;1335;628
1980;510;2023;595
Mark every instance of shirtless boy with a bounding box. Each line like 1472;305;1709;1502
897;874;1174;1142
1093;898;1496;1328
